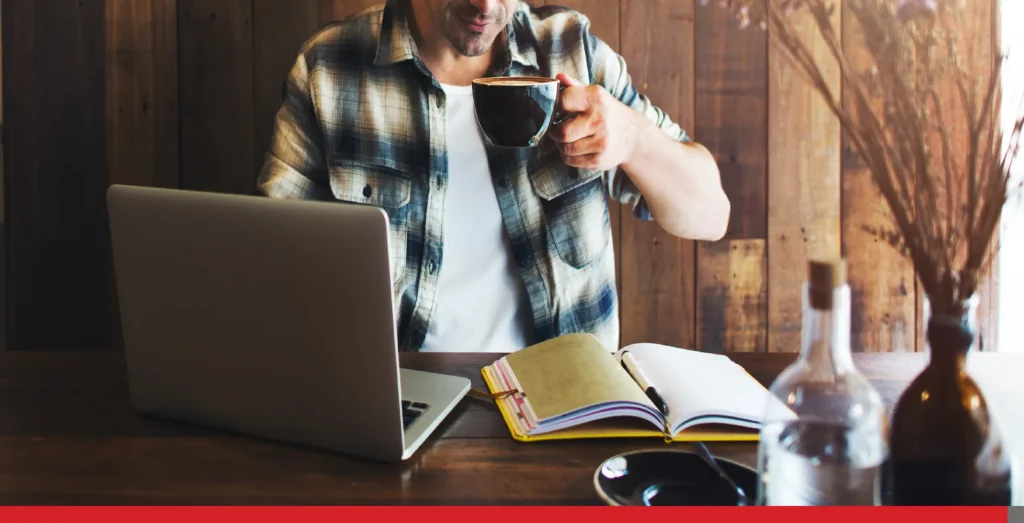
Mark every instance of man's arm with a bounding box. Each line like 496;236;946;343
550;28;730;241
257;50;334;201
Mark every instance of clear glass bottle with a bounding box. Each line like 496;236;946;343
756;259;889;505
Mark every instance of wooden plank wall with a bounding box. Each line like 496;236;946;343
3;0;110;350
0;0;4;349
694;2;768;354
841;2;916;353
0;0;4;223
0;0;1002;352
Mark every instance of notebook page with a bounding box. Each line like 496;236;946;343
619;343;771;432
503;333;655;423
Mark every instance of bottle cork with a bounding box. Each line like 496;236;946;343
808;258;846;310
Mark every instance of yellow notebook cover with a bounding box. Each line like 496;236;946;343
480;334;764;443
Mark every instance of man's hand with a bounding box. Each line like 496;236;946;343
549;73;646;171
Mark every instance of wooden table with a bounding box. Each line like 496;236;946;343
0;350;1012;505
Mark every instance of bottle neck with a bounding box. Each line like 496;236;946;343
798;282;854;373
922;294;978;376
925;316;974;377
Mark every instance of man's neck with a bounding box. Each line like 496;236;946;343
408;0;497;85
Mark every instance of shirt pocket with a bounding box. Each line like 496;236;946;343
529;156;610;270
328;160;413;284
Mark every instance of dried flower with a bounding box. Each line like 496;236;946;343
701;0;1023;314
896;0;938;21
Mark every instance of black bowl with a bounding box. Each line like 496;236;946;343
593;449;758;506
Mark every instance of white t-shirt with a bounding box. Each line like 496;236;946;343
419;82;534;353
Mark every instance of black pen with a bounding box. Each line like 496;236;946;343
620;351;670;418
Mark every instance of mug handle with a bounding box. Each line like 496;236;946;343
551;84;574;125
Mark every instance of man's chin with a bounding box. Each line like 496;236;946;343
454;37;492;57
444;26;497;56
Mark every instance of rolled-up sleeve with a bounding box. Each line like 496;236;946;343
257;51;334;201
584;26;691;221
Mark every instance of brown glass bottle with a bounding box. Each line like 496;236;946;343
886;299;1012;506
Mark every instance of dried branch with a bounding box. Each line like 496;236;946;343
702;0;1021;313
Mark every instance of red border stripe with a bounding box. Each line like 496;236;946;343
0;506;1010;523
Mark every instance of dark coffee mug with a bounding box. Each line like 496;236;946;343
471;76;571;148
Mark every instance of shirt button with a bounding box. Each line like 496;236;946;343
497;177;509;189
436;176;444;189
427;259;438;275
519;258;533;270
435;95;443;109
362;185;373;198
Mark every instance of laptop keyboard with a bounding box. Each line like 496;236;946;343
402;400;430;430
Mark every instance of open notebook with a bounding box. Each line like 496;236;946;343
481;333;776;442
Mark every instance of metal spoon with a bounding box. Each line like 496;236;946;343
692;441;749;506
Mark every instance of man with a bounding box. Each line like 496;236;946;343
257;0;730;354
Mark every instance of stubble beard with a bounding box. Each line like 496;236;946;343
449;32;491;57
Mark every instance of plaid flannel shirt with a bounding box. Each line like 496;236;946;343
257;0;690;352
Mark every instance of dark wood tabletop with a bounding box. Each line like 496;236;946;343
0;350;1010;505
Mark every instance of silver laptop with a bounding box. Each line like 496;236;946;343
106;184;470;463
